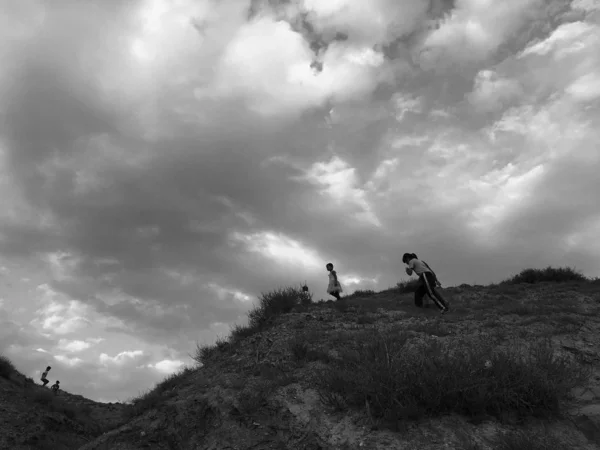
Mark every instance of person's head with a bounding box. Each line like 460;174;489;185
46;366;51;371
402;253;416;264
56;381;60;384
326;263;334;271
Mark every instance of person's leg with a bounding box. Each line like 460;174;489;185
414;282;426;308
42;379;48;387
423;273;447;311
433;288;449;310
332;292;341;300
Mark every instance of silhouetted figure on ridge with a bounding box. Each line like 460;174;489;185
326;263;343;300
40;366;51;387
51;380;60;395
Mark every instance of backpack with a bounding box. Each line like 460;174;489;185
422;261;441;286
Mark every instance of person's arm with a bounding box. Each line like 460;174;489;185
406;260;414;276
332;270;338;282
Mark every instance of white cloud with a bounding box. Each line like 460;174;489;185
571;0;600;14
365;158;399;196
207;283;253;303
393;93;423;121
486;94;594;163
230;231;323;271
300;156;381;226
390;135;430;149
45;252;81;281
301;0;429;46
54;354;83;367
32;295;92;335
100;350;145;366
200;14;388;119
468;164;546;234
339;274;379;289
515;20;600;104
518;21;596;59
566;72;600;102
152;359;184;375
417;0;543;68
205;17;324;118
58;339;91;353
468;70;523;112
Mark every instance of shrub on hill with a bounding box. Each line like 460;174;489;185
351;289;376;297
396;279;420;293
235;286;309;338
0;355;16;379
316;328;590;429
125;366;196;418
502;266;587;284
195;286;310;365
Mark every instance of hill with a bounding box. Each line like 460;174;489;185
2;267;600;449
0;358;128;449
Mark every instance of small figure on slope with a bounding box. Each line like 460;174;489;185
40;366;51;387
51;380;60;395
326;263;343;301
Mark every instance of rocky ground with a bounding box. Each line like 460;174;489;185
3;281;600;449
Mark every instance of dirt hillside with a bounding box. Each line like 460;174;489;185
3;276;600;449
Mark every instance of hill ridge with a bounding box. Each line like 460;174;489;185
2;272;600;449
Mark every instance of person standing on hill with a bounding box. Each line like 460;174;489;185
326;263;343;300
40;366;51;387
51;380;60;395
403;253;449;314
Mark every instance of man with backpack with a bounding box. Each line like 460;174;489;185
403;253;449;314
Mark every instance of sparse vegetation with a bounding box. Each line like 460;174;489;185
126;366;196;418
316;328;591;430
29;389;82;421
0;354;16;379
289;336;310;361
490;426;574;450
229;286;310;340
356;313;376;324
396;278;420;293
502;266;587;284
351;289;376;297
332;298;350;312
193;336;232;366
235;379;272;415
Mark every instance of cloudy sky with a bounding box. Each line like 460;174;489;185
0;0;599;403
